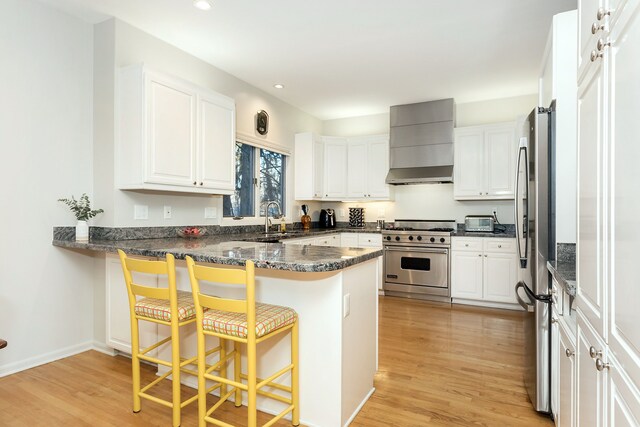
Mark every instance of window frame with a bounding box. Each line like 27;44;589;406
221;136;291;226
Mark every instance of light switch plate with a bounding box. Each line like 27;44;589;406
339;209;346;218
163;205;172;219
204;207;217;219
134;205;148;220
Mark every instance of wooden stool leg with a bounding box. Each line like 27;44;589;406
219;338;227;396
234;341;242;407
171;323;181;427
247;337;257;427
131;318;142;413
291;321;300;426
197;325;207;427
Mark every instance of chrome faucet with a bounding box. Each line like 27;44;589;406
264;200;282;233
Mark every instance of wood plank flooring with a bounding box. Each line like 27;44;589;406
0;297;553;426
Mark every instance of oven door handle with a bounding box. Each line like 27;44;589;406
384;246;448;255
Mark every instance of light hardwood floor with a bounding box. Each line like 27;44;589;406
0;297;553;426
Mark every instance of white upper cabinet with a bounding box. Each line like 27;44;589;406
347;135;391;200
117;65;235;195
295;133;391;201
323;137;348;199
454;122;516;200
294;133;324;200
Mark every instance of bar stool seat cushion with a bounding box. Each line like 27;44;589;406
135;290;197;322
202;303;297;338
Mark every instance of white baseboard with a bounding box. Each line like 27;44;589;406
0;340;94;377
92;341;117;356
344;387;375;426
451;298;522;311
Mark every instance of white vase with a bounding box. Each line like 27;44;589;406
76;220;89;242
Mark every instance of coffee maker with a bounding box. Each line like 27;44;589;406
319;209;336;228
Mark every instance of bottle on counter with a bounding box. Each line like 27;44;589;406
280;216;286;233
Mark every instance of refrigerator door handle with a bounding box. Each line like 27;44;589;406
514;141;529;268
515;282;535;312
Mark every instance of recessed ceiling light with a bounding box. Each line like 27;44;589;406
193;0;212;11
273;84;285;89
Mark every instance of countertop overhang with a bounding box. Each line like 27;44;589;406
53;231;383;273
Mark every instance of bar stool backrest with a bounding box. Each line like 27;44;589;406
186;257;256;340
118;249;178;317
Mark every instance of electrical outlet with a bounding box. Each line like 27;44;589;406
163;205;172;219
378;208;385;218
343;293;351;318
134;205;148;220
339;209;346;218
204;207;217;219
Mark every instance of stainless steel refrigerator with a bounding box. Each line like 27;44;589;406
514;102;555;413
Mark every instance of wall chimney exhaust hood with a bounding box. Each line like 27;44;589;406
386;98;455;184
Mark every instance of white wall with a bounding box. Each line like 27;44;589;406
94;19;323;228
321;95;537;224
0;0;96;375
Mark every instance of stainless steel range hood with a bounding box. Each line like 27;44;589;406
386;98;455;184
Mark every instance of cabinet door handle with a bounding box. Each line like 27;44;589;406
589;346;603;359
465;244;469;247
595;358;610;371
591;21;605;34
478;254;482;257
597;7;611;20
551;317;558;324
498;244;502;248
565;349;575;358
479;192;482;195
193;181;197;185
199;182;203;186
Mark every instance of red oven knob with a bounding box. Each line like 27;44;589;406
395;236;401;241
430;237;435;243
440;237;445;243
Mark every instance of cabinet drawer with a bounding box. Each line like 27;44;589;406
340;233;359;247
358;233;382;248
483;238;515;253
451;238;483;252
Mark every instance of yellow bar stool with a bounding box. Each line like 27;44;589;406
186;257;300;427
118;250;222;427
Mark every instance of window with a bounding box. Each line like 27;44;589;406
223;142;286;218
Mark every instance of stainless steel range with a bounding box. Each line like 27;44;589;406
382;219;455;302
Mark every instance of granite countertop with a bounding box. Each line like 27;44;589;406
452;224;516;238
547;259;576;297
52;231;382;273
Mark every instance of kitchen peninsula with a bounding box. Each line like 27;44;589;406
53;229;382;427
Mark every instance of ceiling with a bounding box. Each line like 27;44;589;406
39;0;576;121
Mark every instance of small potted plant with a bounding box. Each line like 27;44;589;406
58;194;104;242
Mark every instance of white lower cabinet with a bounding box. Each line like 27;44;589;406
576;310;607;427
608;354;640;426
105;254;158;355
451;237;518;308
553;310;577;427
315;234;341;247
340;233;359;248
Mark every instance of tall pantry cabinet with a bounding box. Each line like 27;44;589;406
576;0;640;425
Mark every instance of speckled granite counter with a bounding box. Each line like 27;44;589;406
547;260;576;297
452;224;516;238
52;231;382;272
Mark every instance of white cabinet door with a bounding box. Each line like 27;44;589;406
197;91;235;191
454;129;485;198
451;251;483;300
483;252;518;303
366;137;390;199
357;233;382;248
105;254;158;355
485;125;515;198
340;233;359;248
347;140;367;198
145;71;197;187
323;138;348;199
608;355;640;427
312;138;325;199
576;311;607;427
607;0;640;394
552;308;561;422
559;322;577;427
576;56;606;340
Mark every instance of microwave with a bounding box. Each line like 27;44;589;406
464;215;495;232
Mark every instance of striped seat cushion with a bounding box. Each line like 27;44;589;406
135;290;196;322
202;303;297;338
